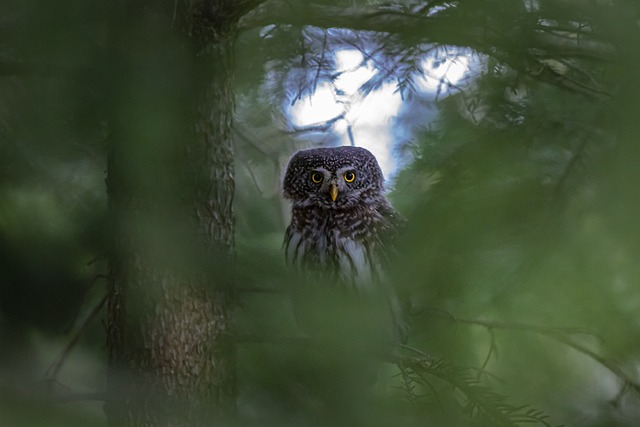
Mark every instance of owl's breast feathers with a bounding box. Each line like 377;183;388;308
284;198;402;290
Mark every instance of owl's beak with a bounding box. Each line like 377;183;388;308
329;184;339;201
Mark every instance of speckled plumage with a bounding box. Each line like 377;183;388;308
283;146;406;343
283;146;402;288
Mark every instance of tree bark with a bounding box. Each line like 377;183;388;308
104;1;260;425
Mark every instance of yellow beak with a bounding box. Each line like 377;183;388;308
329;184;339;201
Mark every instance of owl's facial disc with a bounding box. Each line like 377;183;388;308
300;164;364;208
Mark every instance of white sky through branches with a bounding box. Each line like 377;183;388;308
289;48;473;179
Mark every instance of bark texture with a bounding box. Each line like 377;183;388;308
105;1;258;425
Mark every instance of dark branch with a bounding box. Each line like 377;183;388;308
425;308;640;396
240;1;613;59
289;111;346;134
45;295;108;381
240;2;450;37
239;1;615;98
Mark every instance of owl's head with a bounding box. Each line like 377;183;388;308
283;146;385;209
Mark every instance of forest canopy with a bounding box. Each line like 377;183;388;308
1;1;640;426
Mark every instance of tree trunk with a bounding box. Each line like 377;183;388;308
105;1;251;425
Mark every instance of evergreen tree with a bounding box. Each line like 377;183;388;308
1;1;639;426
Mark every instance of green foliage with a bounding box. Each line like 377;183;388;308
2;0;640;426
233;2;640;425
395;357;563;427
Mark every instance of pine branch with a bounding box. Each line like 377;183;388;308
239;1;614;60
239;1;615;98
424;308;640;398
396;356;563;427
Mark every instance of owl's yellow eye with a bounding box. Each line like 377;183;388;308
343;171;356;183
311;172;323;183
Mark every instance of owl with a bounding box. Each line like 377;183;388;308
282;146;406;341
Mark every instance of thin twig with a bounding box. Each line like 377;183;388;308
289;111;346;133
65;274;109;334
424;307;640;396
550;332;640;395
312;31;328;94
86;254;107;266
398;343;432;360
477;328;497;380
424;307;595;336
45;295;108;381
